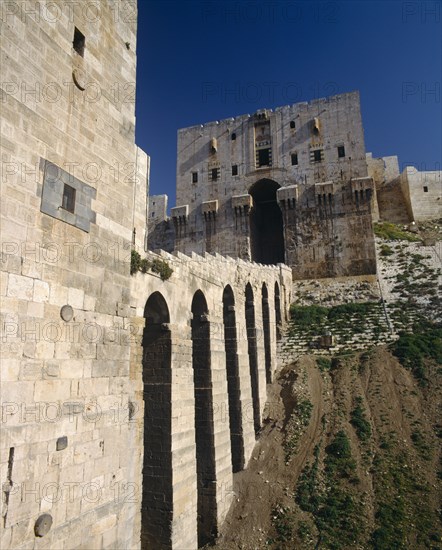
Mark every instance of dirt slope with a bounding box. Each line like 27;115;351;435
210;348;441;550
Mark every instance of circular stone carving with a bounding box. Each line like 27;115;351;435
34;514;53;537
60;305;74;322
72;68;86;91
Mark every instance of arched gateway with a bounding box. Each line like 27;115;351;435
249;179;285;265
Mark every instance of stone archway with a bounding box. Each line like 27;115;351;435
191;290;217;547
249;179;284;265
142;292;172;549
262;283;272;384
222;285;245;473
274;281;282;341
245;283;260;436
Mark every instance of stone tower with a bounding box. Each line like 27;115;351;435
168;92;377;279
1;1;148;547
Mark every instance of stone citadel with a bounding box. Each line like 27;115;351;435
0;2;440;550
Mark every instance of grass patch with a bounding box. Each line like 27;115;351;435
289;304;328;327
374;222;421;242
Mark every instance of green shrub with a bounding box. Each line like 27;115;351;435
130;250;141;274
392;320;442;383
325;431;356;478
350;398;372;441
151;258;173;280
380;244;394;256
317;357;332;372
130;251;173;280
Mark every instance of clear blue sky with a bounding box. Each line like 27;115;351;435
135;0;441;207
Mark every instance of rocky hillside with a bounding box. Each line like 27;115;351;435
210;220;442;550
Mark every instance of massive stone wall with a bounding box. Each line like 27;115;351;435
153;92;378;279
400;167;441;221
129;250;292;549
0;6;292;549
1;2;148;548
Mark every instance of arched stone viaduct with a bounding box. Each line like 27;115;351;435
129;250;292;549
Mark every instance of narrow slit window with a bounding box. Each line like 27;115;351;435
232;165;238;176
62;184;76;213
73;27;85;57
192;171;198;183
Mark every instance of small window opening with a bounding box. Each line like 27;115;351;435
313;149;322;162
232;165;238;176
291;153;298;166
192;172;198;183
337;145;345;158
290;120;296;129
62;184;76;213
231;133;236;141
211;168;219;181
73;27;85;57
151;212;155;217
257;148;271;167
423;186;428;192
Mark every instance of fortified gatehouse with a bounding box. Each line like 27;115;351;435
150;92;378;280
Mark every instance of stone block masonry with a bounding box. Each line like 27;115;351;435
130;250;292;549
150;92;378;279
0;4;292;549
1;2;147;548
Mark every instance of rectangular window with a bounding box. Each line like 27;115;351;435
311;149;322;163
151;212;155;217
337;145;345;158
62;184;76;213
423;186;428;192
291;153;298;166
232;165;238;176
73;27;85;57
192;171;198;183
257;148;271;167
210;167;220;181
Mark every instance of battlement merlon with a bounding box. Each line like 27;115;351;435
178;91;361;134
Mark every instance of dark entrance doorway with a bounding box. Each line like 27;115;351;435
249;179;284;265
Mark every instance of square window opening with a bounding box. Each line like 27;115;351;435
62;184;76;213
73;27;85;57
257;148;271;167
313;149;322;162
